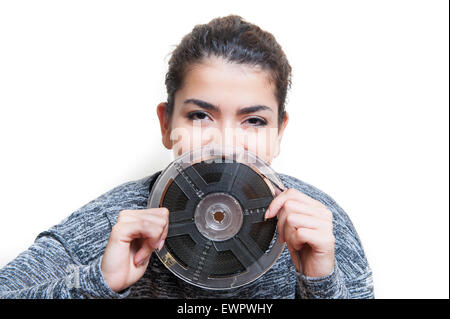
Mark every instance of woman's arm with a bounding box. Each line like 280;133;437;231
276;174;374;299
292;196;375;299
0;176;157;298
0;229;128;298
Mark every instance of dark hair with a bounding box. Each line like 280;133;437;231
164;15;292;127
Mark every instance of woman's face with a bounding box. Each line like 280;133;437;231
157;56;288;165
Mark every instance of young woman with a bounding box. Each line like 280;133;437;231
0;15;373;298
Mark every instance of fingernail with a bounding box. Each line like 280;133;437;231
158;239;165;251
136;258;146;266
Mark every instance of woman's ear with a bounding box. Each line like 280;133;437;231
273;111;289;158
156;102;173;150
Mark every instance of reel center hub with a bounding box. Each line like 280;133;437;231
194;192;243;241
213;211;225;223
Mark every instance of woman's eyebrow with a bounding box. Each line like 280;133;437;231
236;105;273;115
183;99;219;112
183;98;272;114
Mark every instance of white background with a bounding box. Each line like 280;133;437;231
0;0;448;298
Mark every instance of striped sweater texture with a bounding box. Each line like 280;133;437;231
0;171;374;298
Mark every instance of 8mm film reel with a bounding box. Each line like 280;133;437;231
147;146;286;290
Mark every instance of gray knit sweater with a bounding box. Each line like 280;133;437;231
0;171;374;298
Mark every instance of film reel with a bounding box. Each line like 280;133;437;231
147;146;285;290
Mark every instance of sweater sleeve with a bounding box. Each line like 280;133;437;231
295;260;373;298
0;231;129;299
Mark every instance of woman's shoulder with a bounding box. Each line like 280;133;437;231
277;172;357;232
277;172;340;207
35;172;163;262
77;171;163;226
64;173;158;223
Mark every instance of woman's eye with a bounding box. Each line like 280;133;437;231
187;111;211;121
244;117;267;127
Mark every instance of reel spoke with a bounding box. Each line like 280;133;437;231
169;209;193;223
173;174;203;199
183;165;209;194
212;237;263;272
167;220;196;237
219;163;240;192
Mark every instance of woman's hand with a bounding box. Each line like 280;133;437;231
101;208;169;292
265;188;335;278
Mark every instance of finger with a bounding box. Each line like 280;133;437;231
284;222;304;251
288;227;334;253
134;239;154;266
119;214;169;239
156;214;170;251
162;213;169;240
134;222;167;263
112;219;165;244
275;198;329;242
287;227;316;251
131;218;168;266
276;199;329;231
277;207;298;243
287;200;332;222
266;188;318;219
145;208;170;233
137;207;170;218
275;200;304;243
120;208;169;223
266;190;331;221
278;211;323;243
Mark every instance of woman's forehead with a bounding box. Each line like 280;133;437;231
177;57;278;111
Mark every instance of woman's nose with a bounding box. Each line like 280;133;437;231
199;126;249;152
